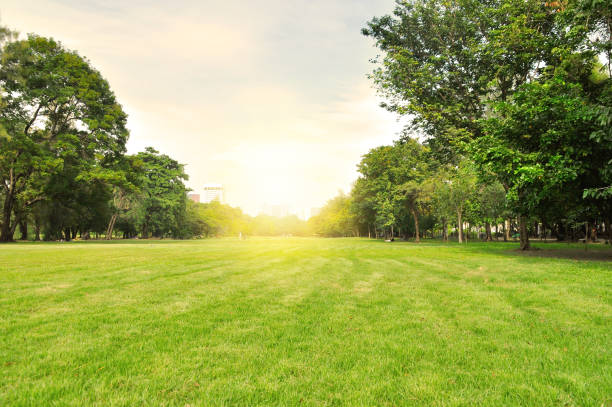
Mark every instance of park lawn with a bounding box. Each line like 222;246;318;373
0;238;610;406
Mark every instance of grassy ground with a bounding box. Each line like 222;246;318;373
0;238;610;406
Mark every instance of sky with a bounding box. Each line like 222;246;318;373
1;0;406;217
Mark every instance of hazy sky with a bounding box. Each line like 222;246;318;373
2;0;405;216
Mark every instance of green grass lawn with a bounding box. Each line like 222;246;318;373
1;238;610;406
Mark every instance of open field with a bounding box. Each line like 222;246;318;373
1;238;610;406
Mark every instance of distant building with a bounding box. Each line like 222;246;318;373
203;183;224;203
187;193;200;203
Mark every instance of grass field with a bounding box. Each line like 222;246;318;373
1;238;611;406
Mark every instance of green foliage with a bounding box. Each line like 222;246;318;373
308;193;356;237
127;148;189;239
352;138;436;239
0;34;128;241
364;0;612;246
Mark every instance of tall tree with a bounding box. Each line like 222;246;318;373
0;35;128;241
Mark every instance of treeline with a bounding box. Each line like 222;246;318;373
328;0;612;249
0;29;199;241
310;142;514;241
184;200;310;238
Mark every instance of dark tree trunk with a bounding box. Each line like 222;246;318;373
519;216;530;250
442;217;448;242
485;222;492;242
585;222;591;242
64;228;71;241
606;219;611;243
1;193;15;242
142;221;149;239
19;218;28;241
411;207;420;243
457;210;464;243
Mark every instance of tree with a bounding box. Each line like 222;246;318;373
0;35;128;241
309;193;356;237
355;138;433;240
444;159;477;243
476;181;507;241
351;177;378;237
134;148;188;239
103;155;145;239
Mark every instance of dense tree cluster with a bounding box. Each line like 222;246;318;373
0;31;197;241
352;0;612;248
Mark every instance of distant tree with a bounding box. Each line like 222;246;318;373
309;193;356;237
351;178;377;237
134;148;188;238
103;155;145;239
446;161;478;243
355;139;433;240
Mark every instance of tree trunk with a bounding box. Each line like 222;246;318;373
19;218;28;241
64;227;71;241
457;210;463;243
0;192;15;242
485;222;492;242
606;218;611;243
585;222;591;242
442;217;448;242
519;216;530;250
411;208;420;243
142;220;149;239
106;213;119;240
504;219;511;241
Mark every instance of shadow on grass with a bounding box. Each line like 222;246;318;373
507;246;612;262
